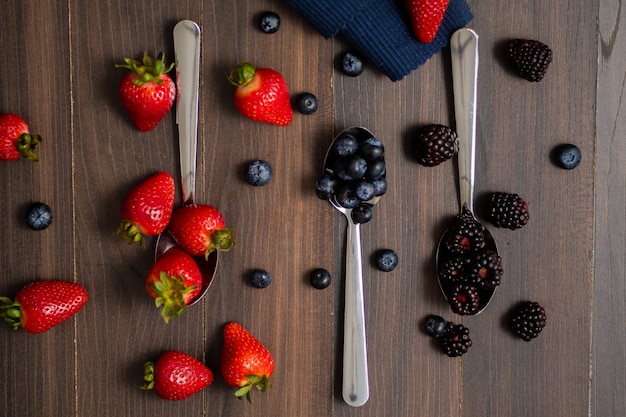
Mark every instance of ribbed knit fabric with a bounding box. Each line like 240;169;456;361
282;0;473;81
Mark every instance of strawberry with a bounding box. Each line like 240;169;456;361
406;0;450;43
167;204;234;258
118;171;175;246
146;247;202;323
0;280;88;334
115;52;176;132
141;350;213;400
227;62;293;126
0;113;42;162
220;322;274;402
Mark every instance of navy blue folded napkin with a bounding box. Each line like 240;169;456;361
282;0;473;81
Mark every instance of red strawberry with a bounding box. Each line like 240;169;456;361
227;62;293;126
118;171;175;246
141;350;213;400
0;280;88;334
167;204;234;258
220;322;274;402
146;247;202;323
406;0;450;43
0;113;42;162
115;52;176;132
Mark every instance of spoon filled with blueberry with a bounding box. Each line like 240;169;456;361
435;29;501;316
316;126;387;407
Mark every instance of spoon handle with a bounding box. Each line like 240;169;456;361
451;28;479;212
342;220;369;407
173;20;201;205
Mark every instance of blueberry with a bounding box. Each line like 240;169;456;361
25;202;53;230
332;159;354;181
351;204;373;224
354;180;375;201
372;177;388;196
552;143;581;170
245;160;273;186
295;92;318;115
258;11;280;34
335;184;361;208
315;174;337;200
374;249;398;272
344;155;367;179
425;315;447;338
332;133;359;156
341;51;365;77
309;268;331;289
249;269;272;288
364;159;386;180
359;137;384;160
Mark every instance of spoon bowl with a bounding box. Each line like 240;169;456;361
435;28;499;315
323;126;386;407
154;20;216;306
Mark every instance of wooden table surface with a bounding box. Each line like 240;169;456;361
1;0;624;416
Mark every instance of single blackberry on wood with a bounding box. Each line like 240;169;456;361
510;301;546;341
448;283;480;315
413;124;459;167
444;205;486;255
466;250;503;291
487;192;529;230
440;322;472;357
506;39;553;82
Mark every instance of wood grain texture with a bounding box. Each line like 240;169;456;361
0;0;622;416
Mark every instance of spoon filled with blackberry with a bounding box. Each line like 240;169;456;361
316;126;387;407
435;28;501;316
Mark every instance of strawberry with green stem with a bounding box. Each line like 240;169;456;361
227;62;293;126
0;113;42;162
115;52;176;132
0;280;88;334
146;247;202;323
141;350;213;400
167;204;234;259
220;322;275;402
118;171;175;246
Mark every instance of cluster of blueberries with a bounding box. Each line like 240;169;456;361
316;129;387;224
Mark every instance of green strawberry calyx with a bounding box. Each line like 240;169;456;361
117;220;145;246
115;52;174;87
0;296;23;330
235;374;272;403
206;228;235;258
227;62;256;87
16;133;42;162
150;272;197;324
140;361;156;391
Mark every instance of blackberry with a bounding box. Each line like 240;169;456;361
487;192;529;230
444;205;486;254
448;283;480;315
466;250;503;291
438;255;467;284
506;39;553;82
440;322;472;357
424;315;447;338
413;124;459;167
510;301;546;341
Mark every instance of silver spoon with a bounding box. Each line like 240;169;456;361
436;28;498;315
323;126;385;407
155;20;217;306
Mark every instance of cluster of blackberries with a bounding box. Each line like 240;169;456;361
316;129;387;224
438;205;502;315
425;315;472;357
